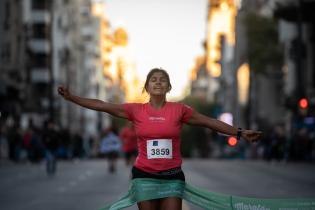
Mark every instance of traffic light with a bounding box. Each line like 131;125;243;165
299;98;308;109
227;137;238;147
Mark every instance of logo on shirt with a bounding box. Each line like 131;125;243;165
149;117;165;122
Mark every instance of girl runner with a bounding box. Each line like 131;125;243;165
58;68;262;210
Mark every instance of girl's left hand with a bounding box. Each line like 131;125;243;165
241;130;263;143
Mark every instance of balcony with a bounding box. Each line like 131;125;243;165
29;39;50;53
31;68;50;83
31;11;51;23
31;0;50;10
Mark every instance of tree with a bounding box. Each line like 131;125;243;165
180;96;216;157
244;12;283;74
243;12;284;128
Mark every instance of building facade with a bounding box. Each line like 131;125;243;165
0;0;140;136
0;0;26;124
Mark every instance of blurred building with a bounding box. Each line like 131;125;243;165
109;28;143;103
52;0;84;132
208;0;238;117
52;0;104;135
189;0;314;159
190;56;211;101
190;0;238;122
91;1;142;104
234;0;287;128
80;1;107;136
12;0;101;134
274;0;315;115
190;0;299;128
0;0;27;123
21;0;54;127
0;0;141;136
234;0;315;129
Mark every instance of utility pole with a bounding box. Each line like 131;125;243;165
296;0;305;99
49;0;55;122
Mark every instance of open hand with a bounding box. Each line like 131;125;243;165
57;86;71;100
241;130;263;143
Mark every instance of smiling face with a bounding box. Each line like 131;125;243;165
147;72;169;96
144;69;172;96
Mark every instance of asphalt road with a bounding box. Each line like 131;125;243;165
0;159;314;210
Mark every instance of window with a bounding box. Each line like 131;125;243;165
3;2;10;30
1;43;11;62
32;53;49;68
32;0;50;10
32;24;49;38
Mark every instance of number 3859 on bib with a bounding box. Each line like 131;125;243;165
147;139;173;159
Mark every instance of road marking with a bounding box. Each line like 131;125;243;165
69;181;77;186
58;186;66;192
17;174;24;178
86;170;93;176
79;175;86;180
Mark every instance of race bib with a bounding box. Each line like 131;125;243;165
147;139;173;159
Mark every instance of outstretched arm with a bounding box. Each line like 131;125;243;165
57;86;127;119
187;111;262;143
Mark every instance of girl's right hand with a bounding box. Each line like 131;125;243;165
58;86;71;100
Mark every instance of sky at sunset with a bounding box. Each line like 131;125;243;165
104;0;208;99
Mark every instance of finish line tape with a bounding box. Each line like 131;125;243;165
98;178;315;210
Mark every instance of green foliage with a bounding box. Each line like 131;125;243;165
112;116;128;131
181;96;214;116
244;12;283;74
180;96;217;157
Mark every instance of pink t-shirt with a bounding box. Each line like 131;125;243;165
123;102;193;172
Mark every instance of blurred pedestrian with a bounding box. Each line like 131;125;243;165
72;132;84;159
100;126;121;173
0;124;9;160
58;68;262;210
58;128;71;159
290;127;312;161
42;121;59;176
7;120;22;162
270;125;286;161
119;122;138;166
22;119;43;163
23;127;43;163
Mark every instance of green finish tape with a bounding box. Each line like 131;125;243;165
98;178;315;210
